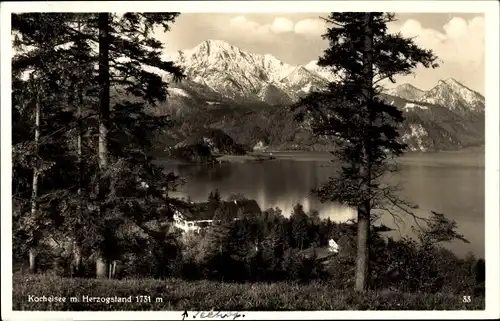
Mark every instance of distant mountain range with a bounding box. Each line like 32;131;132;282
150;40;485;153
166;40;334;104
385;79;485;115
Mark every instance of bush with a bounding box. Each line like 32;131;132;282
324;257;355;290
368;236;480;295
13;204;483;297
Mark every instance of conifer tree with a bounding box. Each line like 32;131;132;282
65;15;97;276
208;190;221;203
77;12;187;278
295;12;439;291
290;203;309;250
12;12;188;278
213;189;221;203
12;13;81;274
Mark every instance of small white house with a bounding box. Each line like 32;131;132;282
328;239;340;254
173;210;214;233
298;238;342;262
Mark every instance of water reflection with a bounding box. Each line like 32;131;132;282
161;150;484;257
164;160;356;221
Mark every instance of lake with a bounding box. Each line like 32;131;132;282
159;148;485;258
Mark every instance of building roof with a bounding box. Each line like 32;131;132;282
181;199;262;221
236;199;262;216
299;247;337;261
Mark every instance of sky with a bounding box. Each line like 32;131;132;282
156;13;485;95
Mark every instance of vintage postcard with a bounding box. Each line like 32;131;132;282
1;1;499;320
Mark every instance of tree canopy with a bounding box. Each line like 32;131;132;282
294;12;441;291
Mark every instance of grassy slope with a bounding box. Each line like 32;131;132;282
13;273;484;311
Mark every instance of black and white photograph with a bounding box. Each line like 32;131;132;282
1;1;499;319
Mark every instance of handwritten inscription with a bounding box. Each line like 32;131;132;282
190;310;245;320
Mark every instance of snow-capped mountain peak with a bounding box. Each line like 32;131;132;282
442;77;464;87
385;83;425;101
201;39;236;49
383;78;484;114
304;60;319;70
282;66;314;84
441;78;483;105
156;42;484;154
303;60;337;82
168;40;331;103
419;78;484;113
165;40;484;115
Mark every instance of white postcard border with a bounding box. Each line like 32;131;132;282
1;1;498;320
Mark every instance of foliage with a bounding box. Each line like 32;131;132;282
12;13;83;258
11;13;482;302
167;143;214;163
295;12;439;212
208;189;221;203
166;128;247;163
14;198;483;297
293;12;440;290
12;12;188;275
158;94;484;154
289;203;310;250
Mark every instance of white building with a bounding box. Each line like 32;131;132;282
173;199;262;233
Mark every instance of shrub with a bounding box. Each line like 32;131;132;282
13;204;483;297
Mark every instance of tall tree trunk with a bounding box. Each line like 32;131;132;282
29;75;41;274
355;206;370;291
354;12;374;292
72;85;84;277
72;239;82;277
28;248;37;274
73;17;84;278
96;258;108;278
96;12;110;279
76;84;84;274
109;259;119;279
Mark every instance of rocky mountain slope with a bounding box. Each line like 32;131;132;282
152;40;484;153
385;84;425;102
165;40;329;105
418;78;485;114
381;94;484;151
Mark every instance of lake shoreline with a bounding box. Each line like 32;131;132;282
153;145;485;166
158;147;484;258
214;146;485;165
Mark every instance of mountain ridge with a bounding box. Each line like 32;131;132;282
385;83;425;102
152;40;485;153
166;39;330;104
167;40;484;112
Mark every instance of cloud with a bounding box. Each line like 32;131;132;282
270;17;294;33
394;16;484;67
444;17;468;39
294;18;326;36
228;15;326;38
387;16;484;93
229;16;271;35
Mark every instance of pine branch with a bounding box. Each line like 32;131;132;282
319;16;345;28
